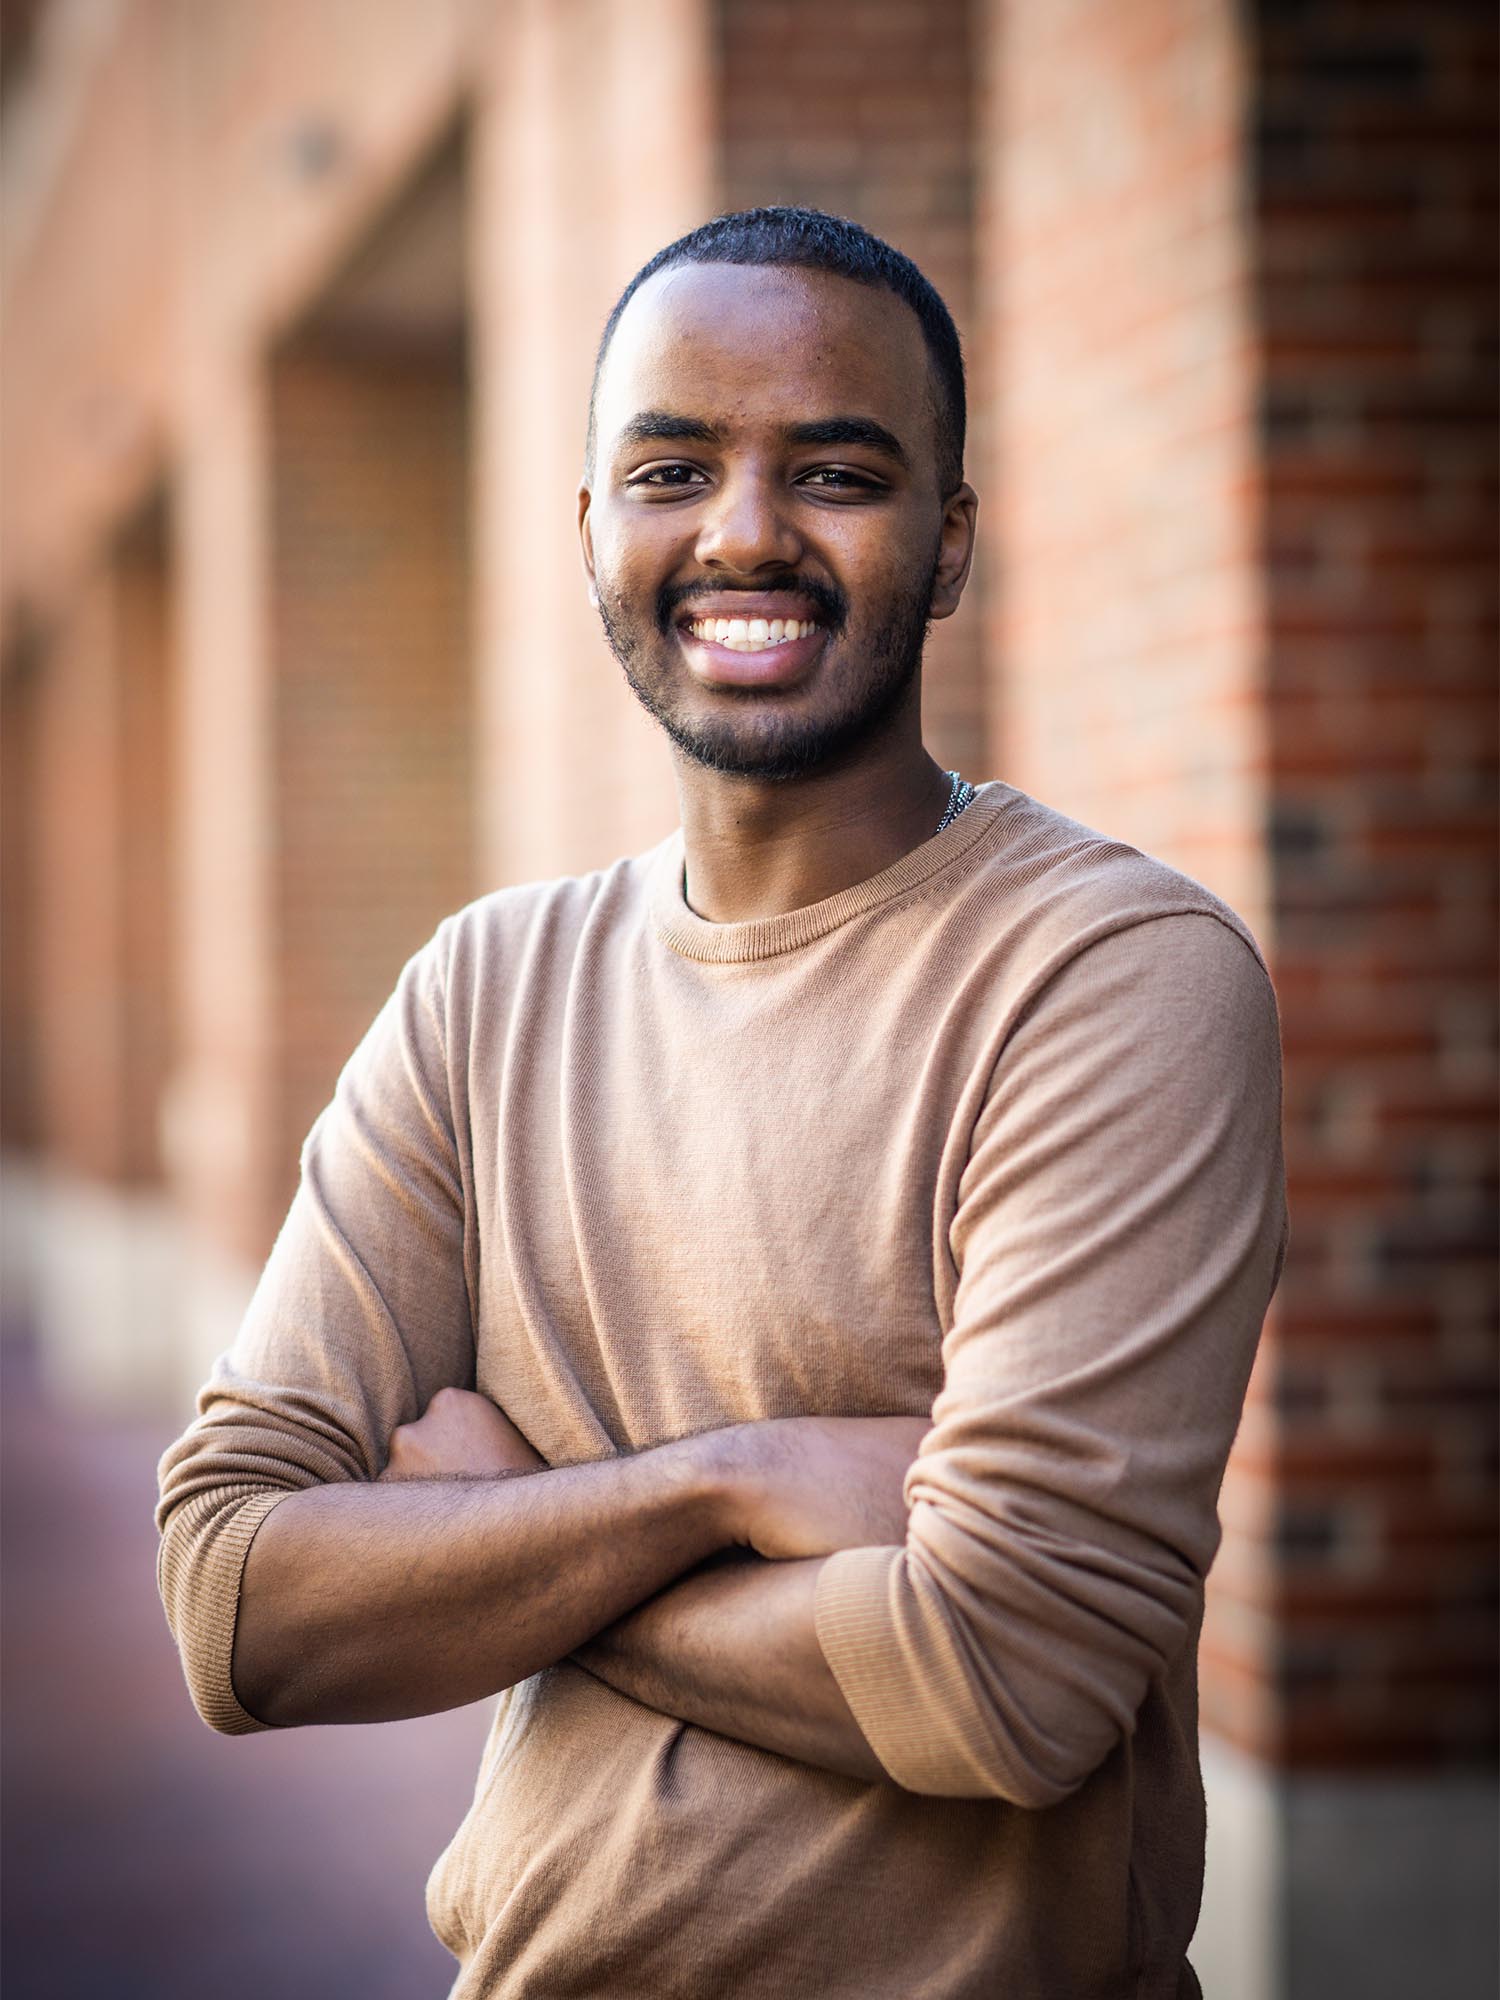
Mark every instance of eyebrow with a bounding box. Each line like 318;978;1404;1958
783;417;910;469
614;411;721;454
613;410;911;470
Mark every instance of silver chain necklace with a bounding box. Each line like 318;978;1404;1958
934;770;977;835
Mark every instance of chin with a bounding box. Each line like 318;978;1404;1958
642;683;921;784
600;599;927;782
668;729;833;783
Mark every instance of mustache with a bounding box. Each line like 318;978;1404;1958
656;575;848;632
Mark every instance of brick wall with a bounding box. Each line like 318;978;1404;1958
166;362;280;1267
27;512;171;1186
111;504;173;1184
29;563;123;1184
717;0;988;779
0;633;42;1151
269;339;474;1200
1256;0;1499;1767
983;0;1268;926
0;0;169;615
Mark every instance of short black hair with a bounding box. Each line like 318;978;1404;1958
586;206;966;496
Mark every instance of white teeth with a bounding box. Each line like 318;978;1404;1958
687;616;817;650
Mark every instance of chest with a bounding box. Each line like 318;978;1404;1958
467;926;991;1457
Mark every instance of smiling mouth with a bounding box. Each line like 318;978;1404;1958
684;615;821;653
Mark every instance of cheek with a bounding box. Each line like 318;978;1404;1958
596;563;661;634
853;517;942;600
829;546;909;619
592;504;684;585
821;509;920;580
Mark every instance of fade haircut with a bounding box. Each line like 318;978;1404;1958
585;206;967;496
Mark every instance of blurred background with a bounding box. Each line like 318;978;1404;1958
0;0;1494;1994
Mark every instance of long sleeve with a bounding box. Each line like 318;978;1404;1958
156;920;476;1733
814;911;1287;1806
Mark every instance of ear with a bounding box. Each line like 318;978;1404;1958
577;480;599;607
928;483;978;622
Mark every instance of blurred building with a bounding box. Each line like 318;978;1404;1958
1;3;1494;1996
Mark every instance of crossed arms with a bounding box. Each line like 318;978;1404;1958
233;1394;927;1783
157;906;1287;1806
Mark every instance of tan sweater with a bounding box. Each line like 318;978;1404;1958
157;782;1286;1999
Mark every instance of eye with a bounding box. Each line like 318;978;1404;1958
796;466;886;494
626;462;707;491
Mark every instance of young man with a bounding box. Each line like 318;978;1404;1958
158;208;1286;1998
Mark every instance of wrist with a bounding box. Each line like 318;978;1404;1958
670;1424;758;1552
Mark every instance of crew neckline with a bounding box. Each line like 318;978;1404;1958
650;781;1017;963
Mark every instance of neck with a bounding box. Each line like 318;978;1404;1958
674;725;953;925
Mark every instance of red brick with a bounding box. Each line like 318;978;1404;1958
268;341;474;1191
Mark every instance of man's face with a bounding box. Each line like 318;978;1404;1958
580;263;975;781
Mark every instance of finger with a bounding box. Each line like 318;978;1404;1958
380;1427;420;1478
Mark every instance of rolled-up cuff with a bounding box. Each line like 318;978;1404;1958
156;1487;292;1735
815;1539;1032;1800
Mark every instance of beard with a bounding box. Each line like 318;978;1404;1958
595;553;939;783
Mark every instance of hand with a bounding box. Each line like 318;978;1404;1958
380;1388;546;1481
715;1415;929;1560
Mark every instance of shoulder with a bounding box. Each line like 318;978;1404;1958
412;837;671;1014
960;784;1271;1000
960;799;1284;1149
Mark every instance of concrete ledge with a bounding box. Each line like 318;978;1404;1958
1284;1766;1499;2000
1196;1734;1280;2000
1196;1733;1499;2000
1;1156;254;1417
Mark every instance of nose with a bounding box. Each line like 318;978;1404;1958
694;465;803;575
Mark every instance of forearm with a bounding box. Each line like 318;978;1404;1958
576;1556;885;1784
233;1441;729;1728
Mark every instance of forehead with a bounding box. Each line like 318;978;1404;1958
595;262;936;452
